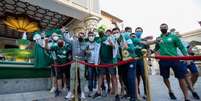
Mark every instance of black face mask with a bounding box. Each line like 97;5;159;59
99;32;104;38
58;41;64;48
160;29;168;34
78;38;83;42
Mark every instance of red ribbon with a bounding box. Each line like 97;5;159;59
52;61;74;68
155;56;201;60
78;58;137;68
52;56;201;68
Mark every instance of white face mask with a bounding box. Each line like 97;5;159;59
53;36;59;41
88;36;95;42
114;33;120;39
33;34;41;41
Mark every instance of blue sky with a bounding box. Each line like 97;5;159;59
100;0;201;37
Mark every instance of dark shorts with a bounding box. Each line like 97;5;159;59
51;65;56;77
180;61;199;74
55;65;71;79
136;59;145;78
118;64;128;76
98;61;116;75
159;60;188;79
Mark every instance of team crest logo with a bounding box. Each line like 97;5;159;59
167;38;172;42
122;49;132;60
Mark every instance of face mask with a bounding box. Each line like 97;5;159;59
98;32;104;38
78;37;83;42
88;36;95;42
41;32;46;38
53;36;59;41
135;32;142;38
160;29;168;34
123;32;131;40
58;40;64;47
114;33;120;39
33;34;41;40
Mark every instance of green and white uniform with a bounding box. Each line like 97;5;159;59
154;33;187;56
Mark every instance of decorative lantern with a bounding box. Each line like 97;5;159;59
4;16;39;33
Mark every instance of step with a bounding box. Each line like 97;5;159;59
0;78;51;94
0;90;53;101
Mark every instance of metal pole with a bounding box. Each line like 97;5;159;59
142;49;152;101
73;56;79;101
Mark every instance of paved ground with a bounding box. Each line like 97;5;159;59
0;75;201;101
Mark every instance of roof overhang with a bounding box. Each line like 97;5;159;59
20;0;101;20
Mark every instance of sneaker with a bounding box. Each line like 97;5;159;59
80;92;86;99
115;95;120;101
121;94;129;99
65;91;74;99
169;92;177;100
88;91;93;97
137;96;143;101
142;95;147;99
192;92;200;100
49;87;56;93
130;98;136;101
93;92;101;99
54;89;61;97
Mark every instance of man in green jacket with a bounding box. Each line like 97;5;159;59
154;23;193;101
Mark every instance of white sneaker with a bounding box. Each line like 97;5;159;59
81;92;86;99
65;91;74;99
49;87;56;93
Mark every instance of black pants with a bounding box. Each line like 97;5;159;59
118;64;129;95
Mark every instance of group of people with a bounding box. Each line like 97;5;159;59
33;23;200;101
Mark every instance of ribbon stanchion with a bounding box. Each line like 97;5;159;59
154;56;201;60
73;57;79;101
142;49;152;101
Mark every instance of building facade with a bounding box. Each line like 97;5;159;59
0;0;102;94
181;29;201;74
181;28;201;42
99;10;123;29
